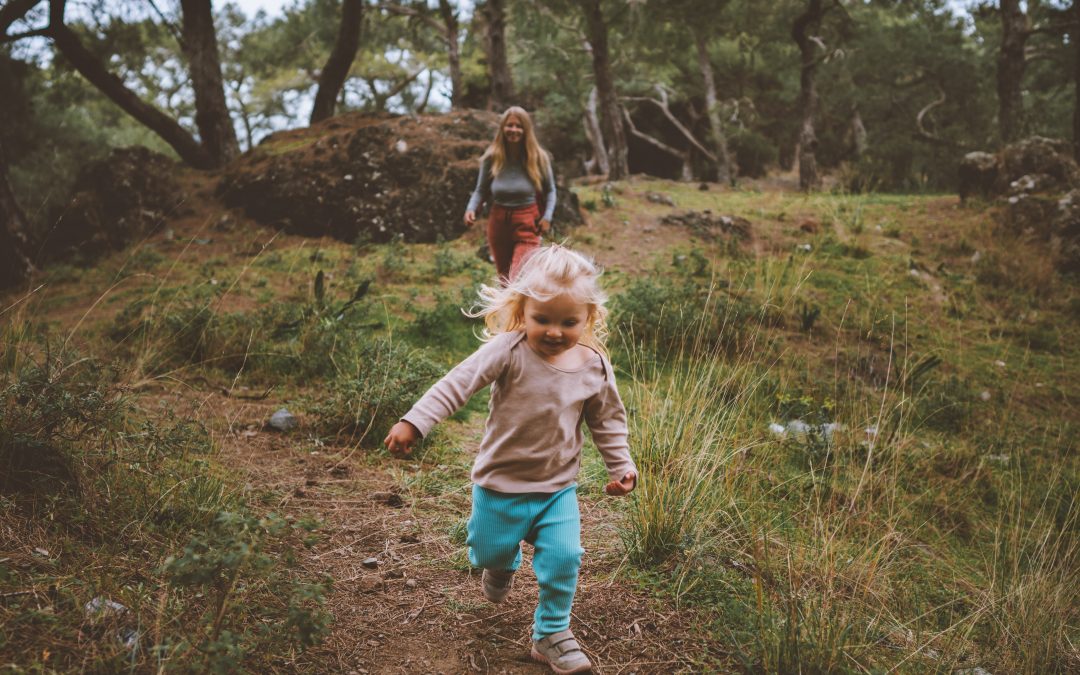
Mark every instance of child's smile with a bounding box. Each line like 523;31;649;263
522;295;589;365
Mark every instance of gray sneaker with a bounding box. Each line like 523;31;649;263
481;568;514;603
530;629;592;674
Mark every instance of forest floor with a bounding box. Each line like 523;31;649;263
3;158;1078;674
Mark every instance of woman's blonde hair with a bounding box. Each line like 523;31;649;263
468;245;610;357
484;106;551;192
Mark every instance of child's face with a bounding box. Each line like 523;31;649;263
522;294;590;361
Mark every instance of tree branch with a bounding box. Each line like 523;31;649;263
0;0;41;36
622;85;716;162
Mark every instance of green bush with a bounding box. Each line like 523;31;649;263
730;129;778;180
312;338;443;444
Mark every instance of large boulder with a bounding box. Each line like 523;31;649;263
47;147;185;263
1000;136;1080;191
218;111;582;245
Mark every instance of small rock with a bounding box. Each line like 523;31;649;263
994;360;1006;368
798;243;812;252
405;579;418;589
357;576;384;593
162;228;174;241
979;390;991;401
394;140;408;153
268;408;298;432
970;250;982;264
768;422;786;437
372;491;404;507
84;596;128;621
786;420;810;437
645;191;675;206
362;557;379;569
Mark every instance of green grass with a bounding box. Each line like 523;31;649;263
2;177;1076;672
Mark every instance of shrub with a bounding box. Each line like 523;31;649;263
730;129;778;180
311;338;443;444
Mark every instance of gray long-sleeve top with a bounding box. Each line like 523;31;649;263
401;331;636;494
466;155;557;223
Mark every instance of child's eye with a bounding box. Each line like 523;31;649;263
563;319;579;327
533;316;549;324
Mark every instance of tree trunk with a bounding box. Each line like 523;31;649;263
0;137;35;289
583;87;609;175
180;0;239;165
997;0;1028;144
483;0;514;108
49;23;212;168
439;0;462;109
792;0;823;191
851;106;867;157
581;0;628;180
692;25;733;184
310;0;364;124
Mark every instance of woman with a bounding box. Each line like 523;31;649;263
465;107;557;282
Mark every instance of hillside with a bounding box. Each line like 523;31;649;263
1;125;1078;672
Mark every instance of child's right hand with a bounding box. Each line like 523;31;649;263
383;421;419;457
464;211;476;227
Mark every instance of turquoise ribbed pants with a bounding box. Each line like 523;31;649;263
467;483;584;640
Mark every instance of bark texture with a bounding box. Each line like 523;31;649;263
483;0;514;108
0;136;35;289
310;0;364;124
583;87;610;175
180;0;239;165
692;25;733;184
581;0;628;180
438;0;462;109
792;0;824;191
997;0;1029;144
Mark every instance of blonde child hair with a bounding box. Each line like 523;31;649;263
484;106;552;193
469;244;610;357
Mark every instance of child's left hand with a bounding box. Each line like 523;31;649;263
604;470;636;496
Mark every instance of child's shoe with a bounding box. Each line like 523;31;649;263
530;630;592;674
481;568;514;603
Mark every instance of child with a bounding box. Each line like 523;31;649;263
384;245;636;674
464;106;557;282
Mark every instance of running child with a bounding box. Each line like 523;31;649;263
384;245;636;674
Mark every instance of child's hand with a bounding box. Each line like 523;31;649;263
537;218;551;235
604;470;636;496
383;421;419;457
464;211;476;227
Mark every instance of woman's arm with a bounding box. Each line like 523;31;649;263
539;158;557;226
464;156;492;226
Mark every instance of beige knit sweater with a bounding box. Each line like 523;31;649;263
402;331;636;493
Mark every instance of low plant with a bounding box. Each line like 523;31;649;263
311;338;443;445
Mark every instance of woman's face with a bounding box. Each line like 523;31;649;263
502;114;525;145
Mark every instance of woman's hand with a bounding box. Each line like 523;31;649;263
383;421;419;457
537;218;551;235
604;470;637;496
464;211;477;227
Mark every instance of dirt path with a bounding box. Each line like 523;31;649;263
208;397;714;674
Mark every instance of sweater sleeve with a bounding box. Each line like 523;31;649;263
541;158;557;223
401;333;511;438
583;359;637;482
465;156;492;215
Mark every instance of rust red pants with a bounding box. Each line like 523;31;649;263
487;203;541;282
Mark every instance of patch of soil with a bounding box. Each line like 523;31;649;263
208;395;719;673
